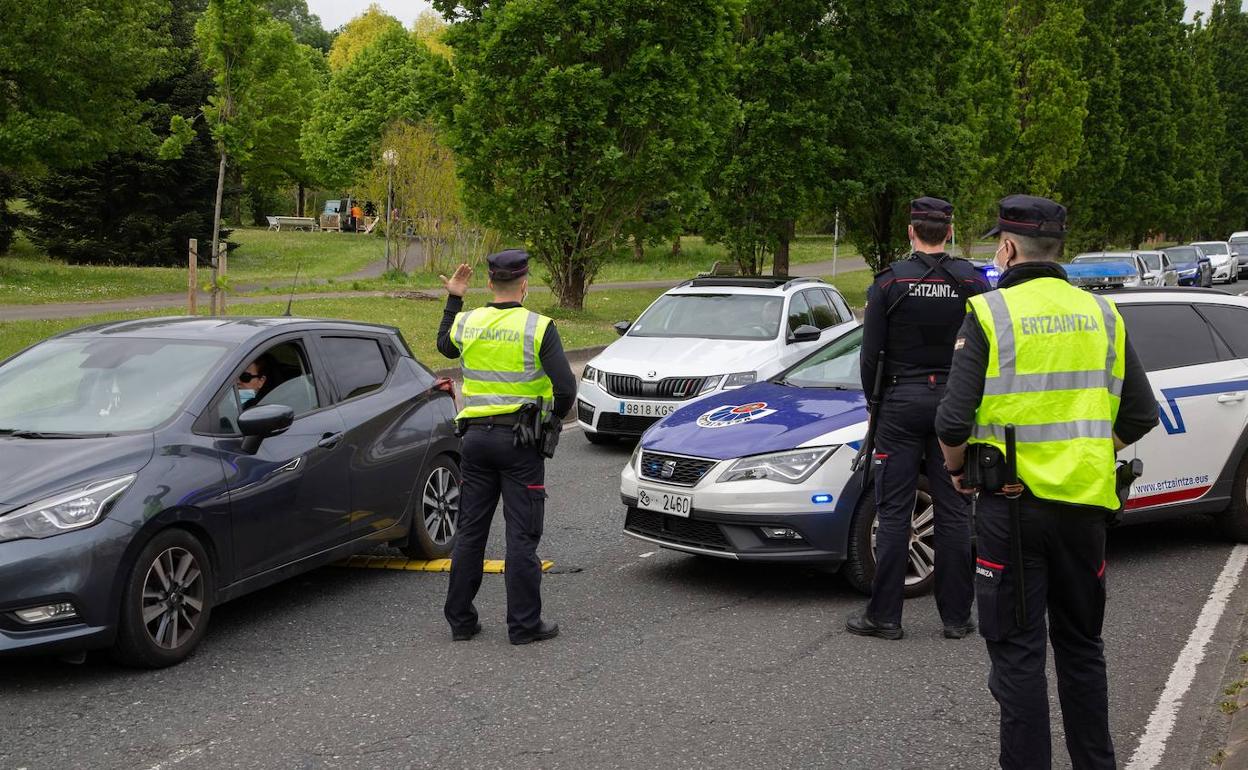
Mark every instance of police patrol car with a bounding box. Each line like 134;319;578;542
577;276;857;443
621;287;1248;594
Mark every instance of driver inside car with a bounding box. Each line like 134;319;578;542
236;354;276;409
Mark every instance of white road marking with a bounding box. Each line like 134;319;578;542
144;746;205;770
1125;543;1248;770
639;551;657;558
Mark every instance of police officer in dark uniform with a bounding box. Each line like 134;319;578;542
846;197;991;641
936;196;1159;768
436;250;577;645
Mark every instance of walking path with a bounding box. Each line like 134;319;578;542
0;256;872;323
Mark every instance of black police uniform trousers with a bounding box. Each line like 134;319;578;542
975;492;1114;770
866;381;973;627
444;423;547;640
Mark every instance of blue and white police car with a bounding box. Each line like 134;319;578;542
621;287;1248;595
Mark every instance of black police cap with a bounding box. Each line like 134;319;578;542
910;196;953;224
986;194;1067;239
487;249;530;280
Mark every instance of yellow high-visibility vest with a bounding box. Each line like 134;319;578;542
968;277;1126;509
451;306;554;420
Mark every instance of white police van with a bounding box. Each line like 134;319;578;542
621;287;1248;594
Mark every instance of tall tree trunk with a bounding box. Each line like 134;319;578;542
671;236;682;256
552;244;589;309
296;182;306;217
773;219;795;276
633;234;645;262
0;170;15;255
210;148;227;280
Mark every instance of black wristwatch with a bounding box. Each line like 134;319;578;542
945;464;964;476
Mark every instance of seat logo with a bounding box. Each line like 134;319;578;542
696;401;777;429
661;460;677;479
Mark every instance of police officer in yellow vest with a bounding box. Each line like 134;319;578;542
437;250;576;645
936;196;1158;769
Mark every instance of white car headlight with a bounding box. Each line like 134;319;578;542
717;447;836;484
0;475;136;544
722;371;757;389
582;365;598;382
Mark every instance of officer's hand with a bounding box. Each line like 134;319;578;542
950;473;976;496
440;264;472;297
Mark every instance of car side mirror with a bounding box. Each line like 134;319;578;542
789;324;821;343
238;404;294;454
613;320;632;336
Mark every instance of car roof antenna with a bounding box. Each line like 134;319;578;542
282;261;302;318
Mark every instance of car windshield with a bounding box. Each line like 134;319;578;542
1198;242;1229;255
0;337;230;434
1230;238;1248;251
1164;247;1198;266
777;326;863;389
629;293;783;340
1140;253;1162;271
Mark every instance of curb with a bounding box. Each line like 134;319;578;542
1221;681;1248;768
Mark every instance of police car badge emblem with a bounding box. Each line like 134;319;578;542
696;401;777;429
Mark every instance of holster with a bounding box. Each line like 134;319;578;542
964;443;1010;493
1110;458;1144;527
540;415;561;459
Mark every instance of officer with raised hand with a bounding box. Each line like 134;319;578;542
846;197;991;642
936;195;1158;769
436;250;576;645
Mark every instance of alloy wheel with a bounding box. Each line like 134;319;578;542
141;546;205;650
422;466;460;546
870;489;936;587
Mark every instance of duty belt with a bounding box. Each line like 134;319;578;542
461;413;523;427
887;373;948;386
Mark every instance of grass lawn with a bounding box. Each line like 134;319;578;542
244;234;861;297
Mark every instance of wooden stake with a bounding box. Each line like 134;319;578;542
188;239;198;315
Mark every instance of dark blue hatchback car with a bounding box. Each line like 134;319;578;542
0;317;461;667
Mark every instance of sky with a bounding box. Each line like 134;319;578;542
307;0;1217;32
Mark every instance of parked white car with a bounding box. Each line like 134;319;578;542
577;276;857;443
1192;241;1240;284
621;287;1248;594
1228;232;1248;279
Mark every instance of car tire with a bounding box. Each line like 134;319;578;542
1217;452;1248;542
585;431;614;445
112;528;214;669
842;475;936;598
402;454;461;560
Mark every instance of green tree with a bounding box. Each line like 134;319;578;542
1203;1;1246;234
702;0;848;276
1172;12;1225;239
1059;0;1126;251
327;4;403;70
0;0;168;253
444;0;738;308
300;27;447;190
833;0;971;272
1112;0;1183;246
24;0;219;266
1001;0;1089;196
242;20;328;219
266;0;333;52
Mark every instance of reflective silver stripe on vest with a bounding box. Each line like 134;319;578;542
523;310;540;373
1092;293;1122;396
982;291;1016;374
461;367;547;384
453;309;473;350
972;419;1114;443
463;394;540;408
982;370;1121;396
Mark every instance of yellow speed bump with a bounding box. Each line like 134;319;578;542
338;555;553;573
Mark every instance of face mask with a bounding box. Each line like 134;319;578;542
238;388;257;405
993;241;1011;272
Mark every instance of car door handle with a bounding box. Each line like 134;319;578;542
317;432;343;449
1218;393;1245;404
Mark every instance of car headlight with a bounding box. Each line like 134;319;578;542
722;371;757;389
717;447;836;484
582;365;598;382
0;475;136;544
699;375;724;394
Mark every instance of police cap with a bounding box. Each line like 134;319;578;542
986;194;1067;239
910;196;953;224
487;249;530;281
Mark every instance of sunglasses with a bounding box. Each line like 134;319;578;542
237;371;263;383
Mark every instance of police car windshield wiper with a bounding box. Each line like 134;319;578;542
1;429;115;439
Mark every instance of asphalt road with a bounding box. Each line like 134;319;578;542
2;430;1248;769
